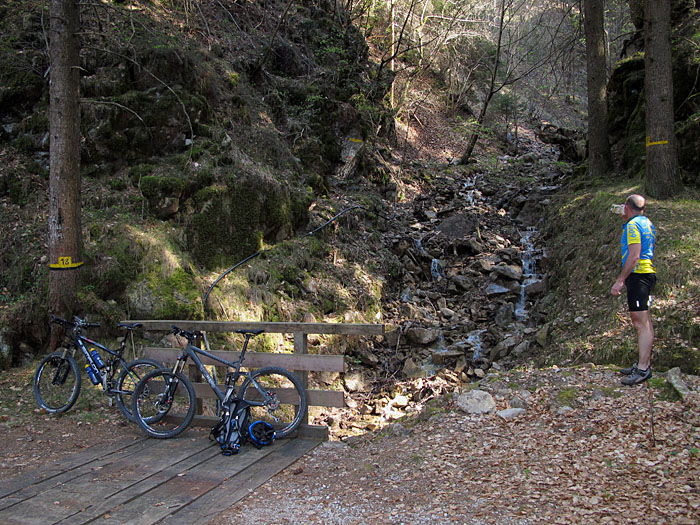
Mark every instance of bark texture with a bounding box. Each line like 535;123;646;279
643;0;683;198
48;0;82;349
583;0;611;177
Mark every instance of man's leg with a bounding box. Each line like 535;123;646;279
629;310;653;370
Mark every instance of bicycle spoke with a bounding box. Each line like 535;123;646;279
33;353;81;414
133;370;196;438
241;367;307;438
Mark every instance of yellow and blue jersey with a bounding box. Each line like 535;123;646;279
621;216;656;273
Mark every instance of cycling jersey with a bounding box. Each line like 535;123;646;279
621;215;656;273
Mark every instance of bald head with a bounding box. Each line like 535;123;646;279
626;194;646;214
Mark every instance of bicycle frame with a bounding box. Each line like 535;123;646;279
171;334;269;407
60;322;135;391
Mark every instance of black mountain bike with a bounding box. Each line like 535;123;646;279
132;326;308;439
33;315;162;421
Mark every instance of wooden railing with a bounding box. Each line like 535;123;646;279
124;320;384;439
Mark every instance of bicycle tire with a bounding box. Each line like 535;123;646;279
239;366;308;439
132;369;196;439
33;351;82;414
114;358;163;422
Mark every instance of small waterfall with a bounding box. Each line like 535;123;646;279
466;329;487;360
515;228;542;321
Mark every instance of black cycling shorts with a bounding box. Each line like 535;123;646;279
625;273;656;312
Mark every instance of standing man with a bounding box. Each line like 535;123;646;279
611;194;657;385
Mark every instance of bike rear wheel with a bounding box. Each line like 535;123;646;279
132;369;196;438
33;351;82;414
114;358;163;422
239;366;307;439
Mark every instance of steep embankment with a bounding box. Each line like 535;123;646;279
0;0;391;364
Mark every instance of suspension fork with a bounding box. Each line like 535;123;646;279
171;350;190;375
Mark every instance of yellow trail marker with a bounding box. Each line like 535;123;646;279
646;136;669;147
49;256;84;270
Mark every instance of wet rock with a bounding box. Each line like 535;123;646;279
525;279;547;296
451;275;471;291
402;357;427;378
406;326;440;345
485;283;511;296
490;334;520;360
494;263;523;281
431;348;463;365
495;303;514;327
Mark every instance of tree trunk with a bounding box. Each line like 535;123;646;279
643;0;682;198
583;0;612;177
48;0;82;350
459;0;506;165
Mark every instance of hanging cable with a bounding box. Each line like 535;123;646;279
202;205;383;309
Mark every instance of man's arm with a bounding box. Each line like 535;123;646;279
611;243;641;296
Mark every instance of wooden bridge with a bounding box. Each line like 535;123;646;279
0;320;384;524
0;430;320;524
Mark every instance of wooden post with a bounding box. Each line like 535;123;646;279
190;336;204;415
293;331;309;426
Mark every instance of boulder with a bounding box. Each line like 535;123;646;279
406;326;440;345
457;389;496;414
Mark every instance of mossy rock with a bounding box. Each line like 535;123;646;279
127;267;204;320
84;228;147;300
140;175;186;219
677;115;700;186
187;172;311;269
607;54;644;143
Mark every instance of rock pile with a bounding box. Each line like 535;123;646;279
329;142;572;434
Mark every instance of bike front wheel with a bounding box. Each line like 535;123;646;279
114;358;163;422
239;367;307;439
33;351;82;414
132;369;196;439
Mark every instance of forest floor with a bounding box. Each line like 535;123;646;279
1;360;699;524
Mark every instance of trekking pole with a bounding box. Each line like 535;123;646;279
645;382;656;447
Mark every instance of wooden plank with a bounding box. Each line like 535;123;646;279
0;435;214;524
184;383;343;407
0;432;322;525
293;331;310;426
143;347;345;372
164;438;322;525
0;438;159;513
59;435;225;524
158;383;345;408
0;437;152;501
297;424;329;440
96;440;293;525
124;320;384;335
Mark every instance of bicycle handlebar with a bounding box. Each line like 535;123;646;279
170;326;203;342
50;315;101;329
